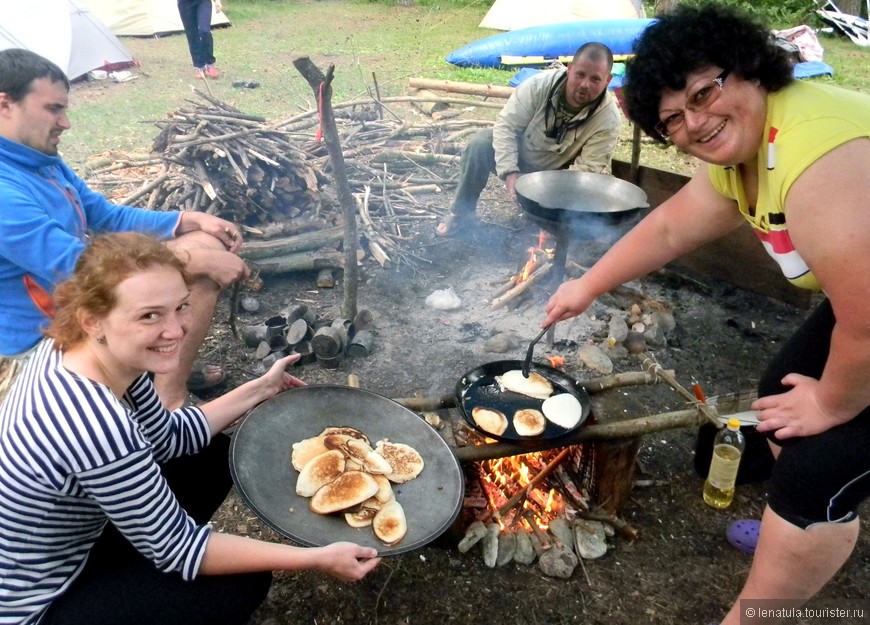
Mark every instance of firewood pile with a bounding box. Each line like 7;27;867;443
84;89;497;271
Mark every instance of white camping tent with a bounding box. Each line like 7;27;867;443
84;0;230;37
0;0;135;80
480;0;645;31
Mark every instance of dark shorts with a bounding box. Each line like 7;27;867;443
758;299;870;528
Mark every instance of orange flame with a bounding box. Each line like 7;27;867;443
478;450;565;529
547;355;565;368
517;230;550;284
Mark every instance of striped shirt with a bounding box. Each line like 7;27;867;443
0;340;213;625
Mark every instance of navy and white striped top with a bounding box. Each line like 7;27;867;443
0;340;213;625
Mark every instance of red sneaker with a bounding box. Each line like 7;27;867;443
194;68;205;79
205;65;220;79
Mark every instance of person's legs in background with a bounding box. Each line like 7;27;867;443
177;0;204;75
437;128;498;235
193;0;218;77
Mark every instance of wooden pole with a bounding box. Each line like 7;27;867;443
292;57;358;319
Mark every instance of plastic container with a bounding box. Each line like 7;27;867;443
703;418;746;509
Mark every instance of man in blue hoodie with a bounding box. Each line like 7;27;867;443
0;48;249;408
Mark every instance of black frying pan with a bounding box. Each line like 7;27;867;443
456;360;592;443
229;385;464;555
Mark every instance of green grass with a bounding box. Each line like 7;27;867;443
62;1;870;175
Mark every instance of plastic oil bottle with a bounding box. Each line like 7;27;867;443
703;418;746;509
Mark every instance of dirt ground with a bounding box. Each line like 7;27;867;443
193;183;869;625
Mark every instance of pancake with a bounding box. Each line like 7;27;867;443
296;450;346;497
495;370;554;400
541;393;584;429
290;435;330;471
310;470;379;514
471;406;508;436
375;440;424;483
372;500;407;545
512;408;546;437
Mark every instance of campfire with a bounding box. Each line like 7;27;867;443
456;426;633;577
490;230;555;311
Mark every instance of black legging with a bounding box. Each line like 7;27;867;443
41;434;272;625
759;299;870;528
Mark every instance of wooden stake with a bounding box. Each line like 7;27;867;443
293;57;359;320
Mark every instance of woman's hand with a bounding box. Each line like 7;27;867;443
542;278;595;327
314;542;381;581
259;354;306;398
753;373;852;439
177;211;242;253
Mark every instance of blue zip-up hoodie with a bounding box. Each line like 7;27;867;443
0;136;181;355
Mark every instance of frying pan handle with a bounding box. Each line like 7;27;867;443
522;325;550;378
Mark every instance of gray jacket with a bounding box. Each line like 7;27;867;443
492;68;622;179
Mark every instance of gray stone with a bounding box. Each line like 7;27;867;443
651;309;676;334
457;521;487;554
538;542;578;578
548;518;574;549
495;532;517;566
607;315;629;343
481;523;500;568
576;344;613;374
513;530;536;564
624;331;647;354
484;332;520;353
573;519;608;560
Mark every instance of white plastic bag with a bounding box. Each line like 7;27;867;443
425;287;462;311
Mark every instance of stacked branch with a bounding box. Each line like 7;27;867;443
84;89;498;269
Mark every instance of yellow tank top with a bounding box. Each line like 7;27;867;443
708;80;870;290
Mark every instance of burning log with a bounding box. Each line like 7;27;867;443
483;447;571;523
490;262;553;309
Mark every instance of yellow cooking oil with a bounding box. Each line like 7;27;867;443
703;444;742;508
703;418;745;509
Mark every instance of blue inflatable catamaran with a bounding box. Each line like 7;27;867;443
446;18;656;69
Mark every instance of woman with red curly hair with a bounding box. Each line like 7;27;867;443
0;232;379;625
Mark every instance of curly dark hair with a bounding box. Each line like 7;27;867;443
624;2;794;144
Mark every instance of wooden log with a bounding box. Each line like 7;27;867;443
253;251;345;274
392;395;456;411
453;408;706;464
239;227;344;260
408;78;514;100
592;437;641;514
491;263;552;309
410;89;449;115
316;268;335;288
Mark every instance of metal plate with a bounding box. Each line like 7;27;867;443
456;360;591;443
229;385;464;555
515;170;649;214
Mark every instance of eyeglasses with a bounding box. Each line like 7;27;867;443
654;69;730;140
